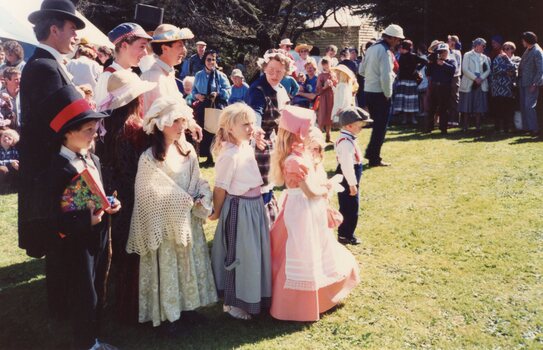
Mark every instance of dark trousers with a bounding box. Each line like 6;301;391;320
493;96;515;132
425;83;451;132
46;229;108;349
364;92;391;165
447;76;460;123
336;163;363;239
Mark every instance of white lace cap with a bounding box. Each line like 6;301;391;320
143;96;193;134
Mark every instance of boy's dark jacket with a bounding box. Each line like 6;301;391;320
29;152;106;257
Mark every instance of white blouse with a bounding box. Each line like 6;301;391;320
214;141;263;195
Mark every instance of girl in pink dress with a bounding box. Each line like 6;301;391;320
316;58;337;143
269;106;360;322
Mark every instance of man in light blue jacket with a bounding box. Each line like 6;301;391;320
518;31;543;135
360;24;404;167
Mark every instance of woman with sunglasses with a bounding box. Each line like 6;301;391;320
192;49;232;166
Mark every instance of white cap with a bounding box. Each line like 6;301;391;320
436;43;449;52
230;68;244;78
382;24;405;39
280;38;293;46
195;41;207;46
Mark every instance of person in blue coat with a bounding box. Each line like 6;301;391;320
192;49;231;165
228;69;249;104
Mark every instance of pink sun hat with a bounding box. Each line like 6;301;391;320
279;105;316;139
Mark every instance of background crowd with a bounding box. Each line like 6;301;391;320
1;0;543;349
2;19;542;192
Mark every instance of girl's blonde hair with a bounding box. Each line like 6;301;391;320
211;103;256;157
336;70;359;93
270;127;298;186
1;128;20;144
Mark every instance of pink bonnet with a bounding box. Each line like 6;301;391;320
278;105;316;139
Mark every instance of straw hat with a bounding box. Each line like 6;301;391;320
97;70;156;111
330;64;356;81
294;43;313;53
152;24;194;43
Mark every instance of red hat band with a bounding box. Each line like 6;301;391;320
49;99;91;132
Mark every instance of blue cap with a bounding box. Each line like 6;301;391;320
108;23;152;45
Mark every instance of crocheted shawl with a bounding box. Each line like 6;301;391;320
126;148;209;255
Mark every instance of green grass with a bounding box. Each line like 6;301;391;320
1;127;542;349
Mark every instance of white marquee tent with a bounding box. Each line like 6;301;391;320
0;1;113;48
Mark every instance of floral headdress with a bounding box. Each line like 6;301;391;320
257;49;295;75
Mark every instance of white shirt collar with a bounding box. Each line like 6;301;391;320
38;43;65;65
60;145;90;161
110;60;130;72
155;56;174;74
340;129;356;139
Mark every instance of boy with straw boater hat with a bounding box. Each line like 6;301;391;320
140;23;203;142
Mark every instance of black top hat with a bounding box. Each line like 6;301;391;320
28;0;85;30
134;4;164;32
46;85;108;134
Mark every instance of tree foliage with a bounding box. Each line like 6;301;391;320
355;0;543;49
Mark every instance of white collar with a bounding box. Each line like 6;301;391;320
60;145;89;161
155;56;174;74
38;43;66;65
340;129;356;139
110;61;130;72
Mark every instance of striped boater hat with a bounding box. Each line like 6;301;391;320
107;23;152;46
47;86;109;134
151;24;194;43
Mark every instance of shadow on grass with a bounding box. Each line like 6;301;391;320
508;135;542;144
0;261;310;350
385;125;537;144
0;258;45;291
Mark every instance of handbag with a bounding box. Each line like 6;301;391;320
204;101;221;134
203;69;222;134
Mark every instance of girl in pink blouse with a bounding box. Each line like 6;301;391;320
209;103;272;320
269;105;360;321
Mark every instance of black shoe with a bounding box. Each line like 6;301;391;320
201;158;214;167
338;236;361;245
440;129;448;135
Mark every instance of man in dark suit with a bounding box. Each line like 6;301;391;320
19;0;84;259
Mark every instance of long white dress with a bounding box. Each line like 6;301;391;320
128;147;218;326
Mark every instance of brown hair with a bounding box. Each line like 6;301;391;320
78;45;97;60
3;67;21;81
3;41;24;62
150;125;190;161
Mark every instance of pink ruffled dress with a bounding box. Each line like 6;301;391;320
270;153;360;321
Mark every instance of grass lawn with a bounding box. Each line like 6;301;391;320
0;127;542;349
